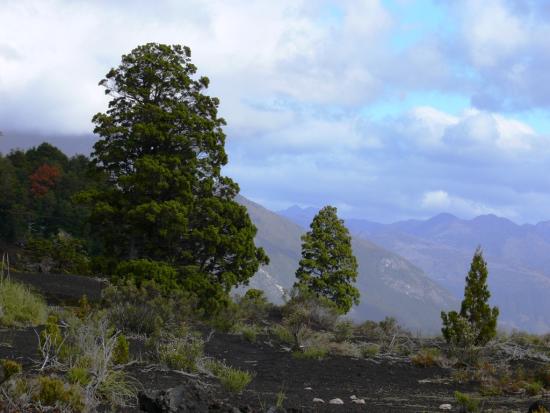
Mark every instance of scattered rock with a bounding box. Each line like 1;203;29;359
304;387;312;390
139;382;246;412
329;398;344;405
528;400;549;413
312;398;325;403
439;404;452;411
351;399;366;404
350;395;357;400
139;384;208;412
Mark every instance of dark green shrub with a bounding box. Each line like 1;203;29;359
114;259;179;292
1;359;22;380
112;334;130;365
23;233;91;275
0;279;48;327
75;295;92;319
35;376;84;411
205;359;253;393
67;367;91;386
39;315;63;349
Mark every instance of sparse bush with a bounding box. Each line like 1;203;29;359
35;376;84;412
112;334;130;365
292;346;329;360
329;340;361;358
96;369;140;408
524;381;543;396
0;278;48;327
275;389;286;409
454;391;480;413
333;320;354;343
411;347;442;368
40;315;63;349
236;289;271;323
154;327;204;372
205;359;254;393
1;359;22;381
356;320;382;340
282;288;339;332
232;323;260;343
360;343;380;358
67;367;91;386
103;280;198;336
62;314;139;409
270;324;294;345
208;298;240;332
75;295;92;319
283;306;313;349
280;289;341;351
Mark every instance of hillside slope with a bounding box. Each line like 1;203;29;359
280;206;550;333
239;197;456;333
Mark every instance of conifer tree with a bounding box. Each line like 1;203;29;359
294;206;359;314
441;247;499;346
87;43;268;312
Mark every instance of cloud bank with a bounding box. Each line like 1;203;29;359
1;0;550;223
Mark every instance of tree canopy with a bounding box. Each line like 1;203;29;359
294;205;359;314
88;43;268;312
441;247;499;346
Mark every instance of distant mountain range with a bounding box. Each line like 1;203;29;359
237;197;457;334
279;206;550;333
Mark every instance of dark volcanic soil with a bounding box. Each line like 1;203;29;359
10;271;105;305
4;273;545;412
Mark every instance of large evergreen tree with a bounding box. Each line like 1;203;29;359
294;206;359;314
88;43;268;311
441;247;499;346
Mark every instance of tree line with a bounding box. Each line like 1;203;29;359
0;43;498;345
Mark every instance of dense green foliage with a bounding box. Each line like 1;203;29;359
0;143;99;244
85;43;267;312
441;248;499;346
294;206;359;314
0;278;48;327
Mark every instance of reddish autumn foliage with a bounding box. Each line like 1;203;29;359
30;164;61;197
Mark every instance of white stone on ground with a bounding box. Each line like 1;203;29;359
329;398;344;405
439;404;452;411
312;398;325;403
352;399;366;404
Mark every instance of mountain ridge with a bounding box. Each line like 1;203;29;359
238;196;457;333
278;205;550;333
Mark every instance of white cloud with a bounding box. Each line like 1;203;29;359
460;0;528;68
421;190;514;218
0;0;399;133
391;105;541;158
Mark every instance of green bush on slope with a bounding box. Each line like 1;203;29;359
0;278;48;327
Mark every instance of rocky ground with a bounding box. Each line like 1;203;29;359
1;272;548;412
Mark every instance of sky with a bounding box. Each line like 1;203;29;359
1;0;550;223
